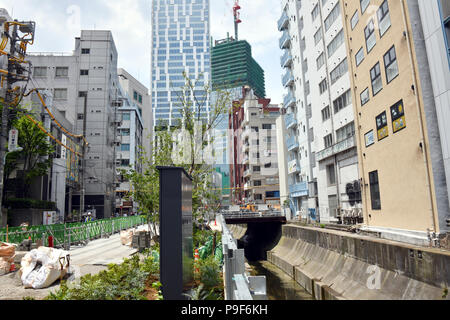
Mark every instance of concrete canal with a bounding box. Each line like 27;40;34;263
248;260;314;300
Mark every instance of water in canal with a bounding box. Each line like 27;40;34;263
248;260;314;300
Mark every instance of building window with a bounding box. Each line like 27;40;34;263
81;48;90;54
376;111;389;141
33;67;47;77
370;62;383;95
314;27;323;45
121;144;130;151
351;10;359;30
80;69;89;76
377;0;391;37
324;134;333;148
262;124;272;130
336;122;355;143
121;129;131;136
120;159;130;166
327;29;344;57
253;166;261;172
319;78;328;94
77;113;84;120
365;19;376;53
439;0;450;67
330;58;348;85
356;47;365;66
369;170;381;210
333;90;352;114
122;113;131;121
54;88;68;100
322;106;331;121
327;164;336;185
391;100;406;133
79;91;87;98
317;52;325;70
361;0;370;14
255;194;263;201
312;4;319;22
361;87;370;106
384;46;399;83
365;130;375;147
324;2;341;31
55;67;68;78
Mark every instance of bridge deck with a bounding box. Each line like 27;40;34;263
223;213;287;225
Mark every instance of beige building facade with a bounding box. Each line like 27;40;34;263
342;0;449;245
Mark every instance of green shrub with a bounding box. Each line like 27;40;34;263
198;255;221;290
46;252;160;300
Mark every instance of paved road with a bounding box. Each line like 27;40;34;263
0;231;139;300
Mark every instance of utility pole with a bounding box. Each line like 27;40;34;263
0;21;18;227
80;94;88;221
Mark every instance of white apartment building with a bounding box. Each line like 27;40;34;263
278;0;361;223
278;0;314;218
114;83;144;216
118;68;152;158
27;30;123;219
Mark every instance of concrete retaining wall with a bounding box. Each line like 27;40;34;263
268;225;450;300
227;224;247;241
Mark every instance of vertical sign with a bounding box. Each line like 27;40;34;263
391;100;406;133
61;134;67;159
158;167;193;300
376;111;389;141
8;128;18;151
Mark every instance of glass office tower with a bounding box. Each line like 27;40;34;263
151;0;211;127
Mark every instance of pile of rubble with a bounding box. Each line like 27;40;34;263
0;242;15;276
120;225;157;252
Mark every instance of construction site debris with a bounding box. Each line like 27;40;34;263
120;229;135;246
19;247;70;289
0;243;16;276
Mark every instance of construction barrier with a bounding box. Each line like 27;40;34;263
0;216;146;248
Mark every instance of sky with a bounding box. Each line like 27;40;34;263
0;0;283;104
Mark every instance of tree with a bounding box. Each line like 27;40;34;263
124;73;232;231
5;115;54;197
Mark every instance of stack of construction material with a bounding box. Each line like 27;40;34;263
132;231;151;251
120;228;136;246
0;242;16;275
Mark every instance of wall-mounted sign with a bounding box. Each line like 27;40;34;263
376;111;389;141
365;130;375;147
391;100;406;133
288;159;298;174
8;128;18;151
61;134;67;159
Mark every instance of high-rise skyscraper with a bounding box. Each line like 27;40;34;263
151;0;211;128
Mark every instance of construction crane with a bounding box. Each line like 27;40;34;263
233;0;242;41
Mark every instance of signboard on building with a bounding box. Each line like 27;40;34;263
376;111;389;141
8;128;18;151
391;100;406;133
61;134;67;159
43;211;57;225
288;159;298;174
365;130;375;147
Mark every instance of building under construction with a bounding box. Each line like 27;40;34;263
211;38;266;99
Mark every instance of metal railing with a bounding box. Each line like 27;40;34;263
220;214;266;300
0;215;146;248
283;92;296;109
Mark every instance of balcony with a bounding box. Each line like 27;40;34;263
278;11;289;31
244;182;251;191
285;113;297;129
242;142;250;153
244;169;251;178
283;92;295;109
279;30;290;49
286;136;299;152
243;154;249;164
288;159;300;174
316;135;357;162
242;128;251;138
282;70;294;88
289;182;309;198
280;50;293;68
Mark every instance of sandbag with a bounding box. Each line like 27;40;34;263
20;247;69;289
0;258;11;276
120;229;135;246
0;242;15;258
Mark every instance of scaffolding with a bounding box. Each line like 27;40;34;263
211;39;266;99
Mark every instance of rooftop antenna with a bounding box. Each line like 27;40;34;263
233;0;242;41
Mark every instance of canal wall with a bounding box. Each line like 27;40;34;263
268;224;450;300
